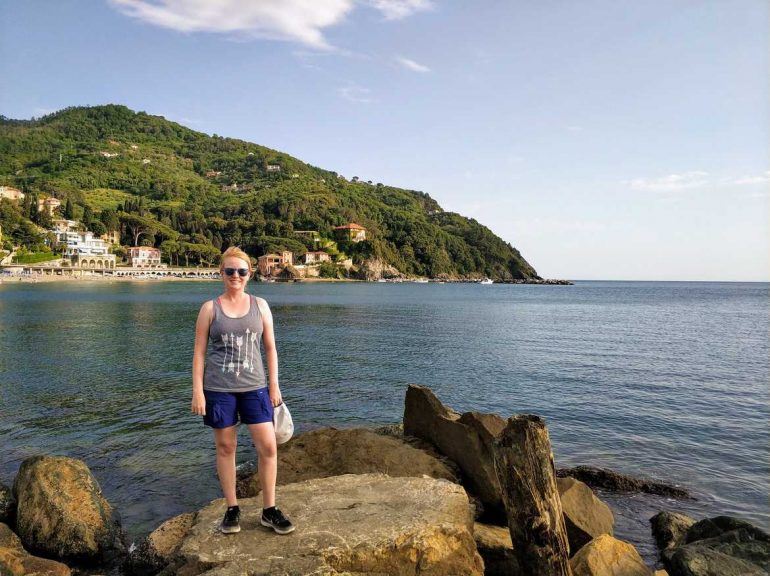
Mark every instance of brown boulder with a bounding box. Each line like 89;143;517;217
558;476;615;553
13;455;125;563
650;511;695;551
0;522;71;576
474;521;519;576
128;512;195;575
178;473;484;575
237;427;457;497
570;534;653;576
403;384;507;519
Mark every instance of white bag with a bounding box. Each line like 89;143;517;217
273;402;294;444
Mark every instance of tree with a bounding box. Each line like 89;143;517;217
82;204;93;227
64;198;74;219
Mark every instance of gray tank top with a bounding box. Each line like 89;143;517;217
203;295;266;392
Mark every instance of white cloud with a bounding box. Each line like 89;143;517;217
626;171;710;192
109;0;354;49
338;84;373;103
368;0;432;20
731;171;770;186
395;56;430;73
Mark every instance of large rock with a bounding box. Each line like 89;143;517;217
403;384;507;520
178;473;484;576
570;534;653;576
0;522;71;576
13;455;125;563
237;427;457;498
650;511;695;551
127;512;195;575
662;516;770;576
557;466;690;499
473;522;518;576
557;477;614;554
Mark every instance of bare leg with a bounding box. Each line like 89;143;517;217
213;426;238;506
248;422;277;508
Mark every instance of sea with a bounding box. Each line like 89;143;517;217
0;280;767;564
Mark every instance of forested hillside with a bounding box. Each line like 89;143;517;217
0;105;539;279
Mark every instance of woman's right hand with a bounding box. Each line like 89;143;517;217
191;391;206;416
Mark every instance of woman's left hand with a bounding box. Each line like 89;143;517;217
269;387;283;407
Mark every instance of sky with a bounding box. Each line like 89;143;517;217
1;0;768;281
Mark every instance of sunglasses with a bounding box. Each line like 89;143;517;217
223;267;250;277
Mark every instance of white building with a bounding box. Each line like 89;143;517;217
59;230;116;268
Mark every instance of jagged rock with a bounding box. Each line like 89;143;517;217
237;427;457;497
13;455;125;563
178;473;484;576
684;516;769;544
473;522;518;576
0;522;71;576
662;516;770;576
128;512;195;575
0;482;13;525
650;511;695;551
570;534;653;576
358;258;402;280
557;477;614;554
556;466;690;499
403;384;507;521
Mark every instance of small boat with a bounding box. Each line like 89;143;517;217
480;278;494;285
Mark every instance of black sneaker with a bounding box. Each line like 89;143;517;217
219;505;241;534
260;507;295;535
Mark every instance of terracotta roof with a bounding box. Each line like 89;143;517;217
333;223;365;230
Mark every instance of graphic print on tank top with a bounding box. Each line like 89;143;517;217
204;295;266;391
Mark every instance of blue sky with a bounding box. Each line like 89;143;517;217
1;0;768;280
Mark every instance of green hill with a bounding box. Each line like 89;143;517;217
0;104;539;280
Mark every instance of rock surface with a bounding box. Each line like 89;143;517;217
0;482;12;525
557;466;690;499
179;473;484;576
558;477;615;554
570;534;653;576
0;522;71;576
650;511;695;551
237;427;457;498
473;522;517;576
403;384;507;520
128;512;195;575
13;455;124;563
662;516;770;576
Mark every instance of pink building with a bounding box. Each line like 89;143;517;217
128;246;162;268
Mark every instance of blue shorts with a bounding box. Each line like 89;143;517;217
203;388;274;428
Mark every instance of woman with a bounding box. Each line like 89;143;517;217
191;246;294;535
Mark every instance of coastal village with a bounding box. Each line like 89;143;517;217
0;184;374;281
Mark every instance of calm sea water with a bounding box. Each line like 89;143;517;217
0;280;767;560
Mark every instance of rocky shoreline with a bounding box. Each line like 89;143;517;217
1;385;766;575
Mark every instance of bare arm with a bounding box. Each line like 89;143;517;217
191;301;213;415
258;298;282;406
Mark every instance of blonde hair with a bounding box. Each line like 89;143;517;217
219;246;254;273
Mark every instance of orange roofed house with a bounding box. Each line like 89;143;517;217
333;223;366;243
257;251;294;277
